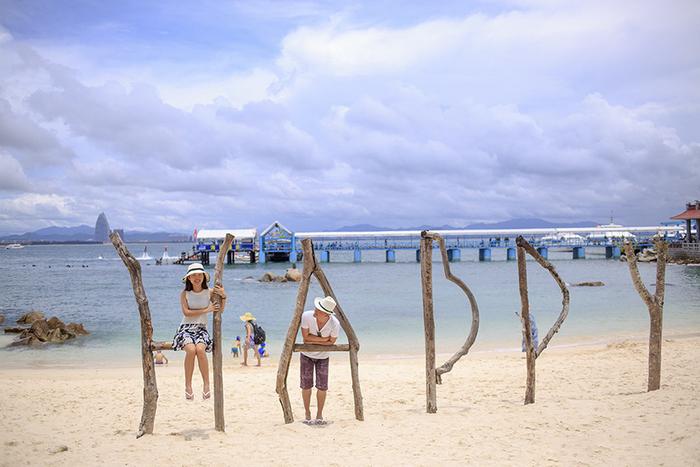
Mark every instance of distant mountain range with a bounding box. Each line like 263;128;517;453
334;218;598;232
0;225;190;243
1;218;600;243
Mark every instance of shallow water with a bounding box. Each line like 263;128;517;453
1;243;699;366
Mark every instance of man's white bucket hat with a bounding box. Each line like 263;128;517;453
314;296;337;315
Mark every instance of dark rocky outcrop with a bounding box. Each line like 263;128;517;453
260;272;287;283
285;268;302;282
16;311;45;325
5;312;89;347
260;269;302;283
95;212;111;243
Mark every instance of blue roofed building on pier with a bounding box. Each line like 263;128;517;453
259;221;295;263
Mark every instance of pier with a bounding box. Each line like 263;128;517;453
183;223;684;265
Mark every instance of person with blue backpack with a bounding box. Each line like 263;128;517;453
240;312;265;366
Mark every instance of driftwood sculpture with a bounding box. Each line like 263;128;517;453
111;232;233;436
276;238;363;423
515;236;570;405
623;238;668;391
419;231;480;413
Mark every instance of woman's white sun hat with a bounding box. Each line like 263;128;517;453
314;296;337;315
182;263;210;282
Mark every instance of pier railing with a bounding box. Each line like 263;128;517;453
669;242;700;251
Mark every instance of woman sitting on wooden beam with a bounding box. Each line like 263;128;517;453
299;296;340;425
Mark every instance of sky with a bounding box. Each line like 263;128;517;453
0;0;698;234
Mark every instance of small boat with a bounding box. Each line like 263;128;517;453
5;243;24;249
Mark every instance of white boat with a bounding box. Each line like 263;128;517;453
5;243;24;249
587;223;636;244
541;232;586;246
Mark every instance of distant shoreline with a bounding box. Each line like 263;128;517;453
0;240;192;246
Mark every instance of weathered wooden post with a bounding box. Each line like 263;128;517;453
212;234;234;431
515;236;570;405
110;232;158;438
276;238;364;423
623;238;668;391
419;233;437;413
419;231;481;413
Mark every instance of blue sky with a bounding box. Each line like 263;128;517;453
0;0;698;234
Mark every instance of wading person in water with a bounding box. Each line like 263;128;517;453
172;263;227;400
300;296;340;425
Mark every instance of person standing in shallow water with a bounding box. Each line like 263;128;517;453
300;296;341;425
240;312;261;367
172;263;227;400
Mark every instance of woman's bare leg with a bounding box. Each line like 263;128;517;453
195;343;210;395
242;343;249;366
254;345;261;366
184;344;196;395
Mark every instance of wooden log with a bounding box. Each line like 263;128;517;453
150;341;173;351
293;343;350;352
431;234;480;383
516;243;536;405
110;231;158;438
311;251;364;421
515;237;570;357
212;233;233;432
275;239;315;424
419;232;437;413
623;239;668;391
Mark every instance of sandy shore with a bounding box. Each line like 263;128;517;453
1;335;699;466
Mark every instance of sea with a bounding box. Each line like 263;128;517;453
1;243;699;367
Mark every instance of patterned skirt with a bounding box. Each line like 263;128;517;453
172;324;213;352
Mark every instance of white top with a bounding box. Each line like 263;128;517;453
181;290;210;326
300;310;341;359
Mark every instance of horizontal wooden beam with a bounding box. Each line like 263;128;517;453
150;341;173;351
293;343;349;353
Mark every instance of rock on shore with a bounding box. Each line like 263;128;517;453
16;311;45;325
4;311;89;347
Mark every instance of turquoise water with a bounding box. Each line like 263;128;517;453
1;243;699;367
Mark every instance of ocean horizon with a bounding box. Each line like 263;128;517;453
2;242;699;368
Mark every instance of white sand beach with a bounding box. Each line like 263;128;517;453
2;334;699;466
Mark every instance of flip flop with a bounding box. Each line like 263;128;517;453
185;391;194;401
302;419;316;425
203;391;211;400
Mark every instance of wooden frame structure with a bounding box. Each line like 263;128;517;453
419;231;480;413
276;238;364;424
111;232;233;436
515;236;570;405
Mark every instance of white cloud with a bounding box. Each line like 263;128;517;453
0;151;30;191
0;1;698;233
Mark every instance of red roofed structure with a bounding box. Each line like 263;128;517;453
669;200;700;262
